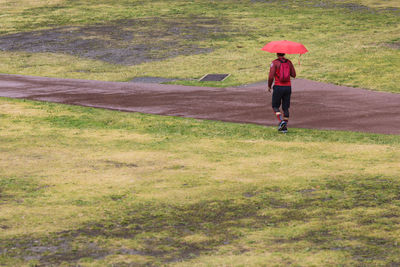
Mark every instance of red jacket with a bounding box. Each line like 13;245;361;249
268;57;296;87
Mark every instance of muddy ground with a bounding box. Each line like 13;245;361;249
0;17;237;65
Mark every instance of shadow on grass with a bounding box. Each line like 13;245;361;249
2;175;400;265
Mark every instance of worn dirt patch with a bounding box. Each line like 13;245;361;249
0;17;233;65
103;160;138;168
0;199;259;265
129;76;179;83
384;41;400;49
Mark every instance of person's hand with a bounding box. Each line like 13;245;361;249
268;87;272;93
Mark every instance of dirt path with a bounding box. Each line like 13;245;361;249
0;74;399;135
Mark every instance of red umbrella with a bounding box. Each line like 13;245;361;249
261;40;308;54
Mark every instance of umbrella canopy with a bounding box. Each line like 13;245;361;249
261;40;308;54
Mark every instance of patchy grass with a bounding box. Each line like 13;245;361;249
0;0;399;92
0;1;398;265
0;97;399;266
0;17;230;65
346;0;400;9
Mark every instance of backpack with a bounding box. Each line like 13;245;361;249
277;59;291;82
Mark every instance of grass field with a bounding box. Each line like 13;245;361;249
0;0;399;92
1;97;400;266
1;0;400;266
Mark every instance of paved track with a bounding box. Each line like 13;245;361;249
0;74;399;135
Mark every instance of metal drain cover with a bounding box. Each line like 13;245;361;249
199;73;230;82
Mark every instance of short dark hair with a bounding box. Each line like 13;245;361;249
277;53;285;57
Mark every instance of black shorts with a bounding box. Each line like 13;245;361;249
272;85;291;111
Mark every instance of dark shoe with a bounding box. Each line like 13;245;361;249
278;121;286;131
281;123;288;133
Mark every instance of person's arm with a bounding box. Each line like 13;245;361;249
290;60;296;78
268;62;276;92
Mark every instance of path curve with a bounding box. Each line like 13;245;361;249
0;74;399;135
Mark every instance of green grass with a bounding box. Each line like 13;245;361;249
0;0;399;92
0;1;399;265
1;97;399;266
